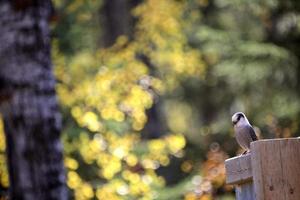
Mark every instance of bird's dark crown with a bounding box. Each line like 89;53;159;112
232;112;245;125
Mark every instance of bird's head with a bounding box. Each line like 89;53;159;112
232;112;248;126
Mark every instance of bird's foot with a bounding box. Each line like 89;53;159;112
241;150;249;155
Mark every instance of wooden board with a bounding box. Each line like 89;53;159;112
225;153;253;185
251;138;300;200
236;182;256;200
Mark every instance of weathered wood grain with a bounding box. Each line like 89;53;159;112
251;138;300;200
225;153;253;185
236;182;255;200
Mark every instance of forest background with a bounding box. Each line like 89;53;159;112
0;0;300;199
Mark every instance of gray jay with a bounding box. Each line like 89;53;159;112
232;112;258;154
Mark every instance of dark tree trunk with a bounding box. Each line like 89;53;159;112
100;0;140;47
100;0;131;47
137;54;167;139
0;1;67;199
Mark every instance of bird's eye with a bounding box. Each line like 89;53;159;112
237;113;244;120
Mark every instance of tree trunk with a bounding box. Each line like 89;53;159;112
100;0;131;47
100;0;140;47
0;1;67;199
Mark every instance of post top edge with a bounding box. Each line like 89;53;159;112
251;137;299;143
250;137;300;148
225;153;251;163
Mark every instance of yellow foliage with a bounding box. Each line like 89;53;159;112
166;134;186;154
0;119;8;188
165;100;193;133
65;157;79;170
133;0;205;90
67;0;83;13
52;0;206;199
67;171;82;189
125;154;138;167
148;139;166;152
0;120;5;151
75;182;94;200
81;111;102;132
96;186;121;200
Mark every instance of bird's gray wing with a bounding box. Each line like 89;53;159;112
249;126;258;141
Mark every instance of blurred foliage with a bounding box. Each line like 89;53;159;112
185;0;300;143
0;0;300;199
53;0;206;199
0;120;9;189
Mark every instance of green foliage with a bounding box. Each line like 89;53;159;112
186;0;300;142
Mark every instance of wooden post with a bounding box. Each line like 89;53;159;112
225;153;255;200
225;138;300;200
251;138;300;200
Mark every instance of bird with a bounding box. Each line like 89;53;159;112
231;112;258;154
